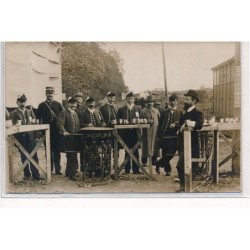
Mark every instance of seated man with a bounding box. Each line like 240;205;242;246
78;97;104;127
10;94;44;180
57;97;80;181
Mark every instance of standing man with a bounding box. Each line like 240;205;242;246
78;97;104;127
156;94;182;176
176;90;204;191
10;94;44;180
57;97;80;181
99;91;118;127
117;91;142;174
74;92;85;113
37;86;64;175
141;95;160;166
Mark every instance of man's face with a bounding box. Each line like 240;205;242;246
126;96;135;105
88;101;95;109
17;100;26;110
68;102;77;110
169;99;178;108
184;96;195;110
46;92;54;101
76;97;83;105
107;96;115;104
147;101;154;108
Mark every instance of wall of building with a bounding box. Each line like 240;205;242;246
5;42;62;108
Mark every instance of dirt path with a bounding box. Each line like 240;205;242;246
8;141;240;194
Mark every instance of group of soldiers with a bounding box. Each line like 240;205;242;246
8;86;204;190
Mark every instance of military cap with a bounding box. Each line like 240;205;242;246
86;97;95;103
46;86;55;94
67;96;77;103
107;91;116;97
17;94;27;102
169;93;178;101
74;92;84;98
146;95;154;103
126;91;134;98
184;89;200;102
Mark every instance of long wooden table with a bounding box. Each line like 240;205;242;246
184;123;241;192
5;124;51;191
113;124;153;180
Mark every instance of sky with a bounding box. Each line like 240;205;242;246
103;42;236;93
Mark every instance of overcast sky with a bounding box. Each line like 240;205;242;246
103;42;236;93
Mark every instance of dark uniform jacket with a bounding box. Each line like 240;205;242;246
117;104;142;123
57;109;80;134
9;108;37;144
78;109;104;127
37;100;63;131
157;108;182;139
178;107;204;157
99;103;118;126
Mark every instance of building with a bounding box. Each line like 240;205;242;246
211;43;241;119
5;42;62;108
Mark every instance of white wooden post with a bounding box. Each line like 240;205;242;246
45;128;51;183
184;129;192;192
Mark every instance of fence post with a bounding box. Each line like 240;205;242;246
184;128;192;192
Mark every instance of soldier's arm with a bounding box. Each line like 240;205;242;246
57;111;67;134
194;111;204;130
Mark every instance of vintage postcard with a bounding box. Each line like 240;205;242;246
3;42;241;195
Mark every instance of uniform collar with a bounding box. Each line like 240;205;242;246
18;107;26;114
68;108;75;113
88;108;95;114
127;103;134;110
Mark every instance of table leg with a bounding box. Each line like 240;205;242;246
113;131;118;180
212;130;219;184
147;126;153;176
45;129;51;183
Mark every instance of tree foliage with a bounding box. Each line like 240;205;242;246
61;42;128;102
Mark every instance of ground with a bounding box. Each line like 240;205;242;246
7;140;240;194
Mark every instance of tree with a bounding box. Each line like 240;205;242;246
61;42;128;103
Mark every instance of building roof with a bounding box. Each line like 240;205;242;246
211;57;234;71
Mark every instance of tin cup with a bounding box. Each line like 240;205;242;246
140;118;144;124
111;119;117;125
220;118;224;124
144;118;147;124
17;120;22;126
32;119;36;124
36;119;40;124
136;118;141;124
132;118;136;124
225;117;230;123
124;119;129;125
119;119;123;124
235;117;239;123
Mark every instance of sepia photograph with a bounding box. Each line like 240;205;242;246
3;42;241;194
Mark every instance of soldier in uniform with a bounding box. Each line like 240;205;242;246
176;90;204;191
117;91;143;174
156;94;182;176
99;91;118;127
74;92;85;113
57;97;80;181
78;97;104;127
10;94;44;180
37;87;64;175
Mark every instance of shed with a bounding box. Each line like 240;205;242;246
5;42;62;109
211;43;241;119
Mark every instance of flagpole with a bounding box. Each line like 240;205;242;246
162;42;168;98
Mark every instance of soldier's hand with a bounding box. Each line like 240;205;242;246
169;123;176;129
63;132;70;136
87;124;94;127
